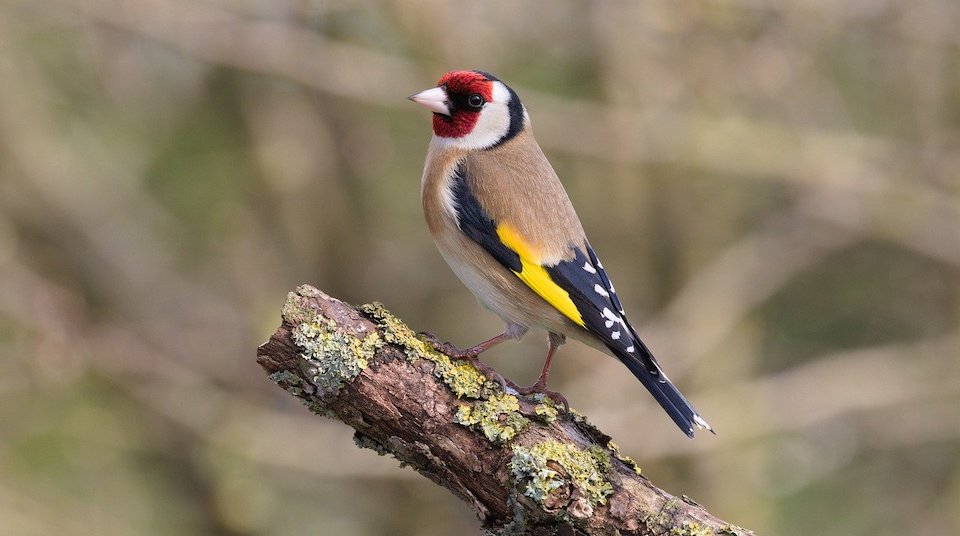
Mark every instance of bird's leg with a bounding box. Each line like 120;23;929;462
418;331;509;359
516;333;569;412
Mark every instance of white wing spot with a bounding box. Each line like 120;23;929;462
626;345;635;353
583;262;597;274
611;330;621;340
593;284;609;297
601;308;621;329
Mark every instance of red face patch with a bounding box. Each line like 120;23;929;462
437;71;495;101
432;71;494;138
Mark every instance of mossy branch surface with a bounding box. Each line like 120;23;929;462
256;285;754;536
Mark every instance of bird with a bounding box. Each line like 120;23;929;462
408;70;712;438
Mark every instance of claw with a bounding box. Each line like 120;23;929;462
417;331;471;358
515;380;570;413
418;331;511;391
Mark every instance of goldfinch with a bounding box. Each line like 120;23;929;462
409;70;712;438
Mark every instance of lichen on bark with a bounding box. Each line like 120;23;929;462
510;440;614;520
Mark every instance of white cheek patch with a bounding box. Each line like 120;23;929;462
436;82;513;151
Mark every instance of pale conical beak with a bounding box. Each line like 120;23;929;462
408;86;450;116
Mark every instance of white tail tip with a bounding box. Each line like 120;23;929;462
693;414;715;434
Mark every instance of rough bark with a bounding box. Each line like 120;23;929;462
256;285;753;536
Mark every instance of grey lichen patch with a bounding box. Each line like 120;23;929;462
268;370;302;387
353;432;391;457
360;302;487;399
454;393;529;443
294;284;321;298
644;497;683;534
291;315;381;393
510;440;614;518
303;398;337;419
268;370;310;399
606;440;641;475
663;497;681;511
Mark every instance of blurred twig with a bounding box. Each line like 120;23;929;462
65;0;960;217
71;0;425;105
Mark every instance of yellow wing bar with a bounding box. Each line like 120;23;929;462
496;223;585;327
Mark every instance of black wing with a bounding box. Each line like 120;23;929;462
546;244;712;438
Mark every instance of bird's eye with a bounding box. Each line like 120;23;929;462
467;94;485;109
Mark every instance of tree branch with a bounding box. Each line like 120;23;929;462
256;285;753;536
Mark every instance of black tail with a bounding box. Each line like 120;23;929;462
610;342;712;439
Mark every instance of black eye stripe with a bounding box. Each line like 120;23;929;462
448;92;485;112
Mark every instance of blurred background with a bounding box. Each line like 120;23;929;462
1;1;958;534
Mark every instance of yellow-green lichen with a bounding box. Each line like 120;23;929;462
640;500;740;536
281;285;324;325
670;521;714;536
510;440;613;514
439;359;489;399
360;302;487;398
718;524;750;535
606;440;641;475
454;393;529;443
534;402;559;423
291;315;380;392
